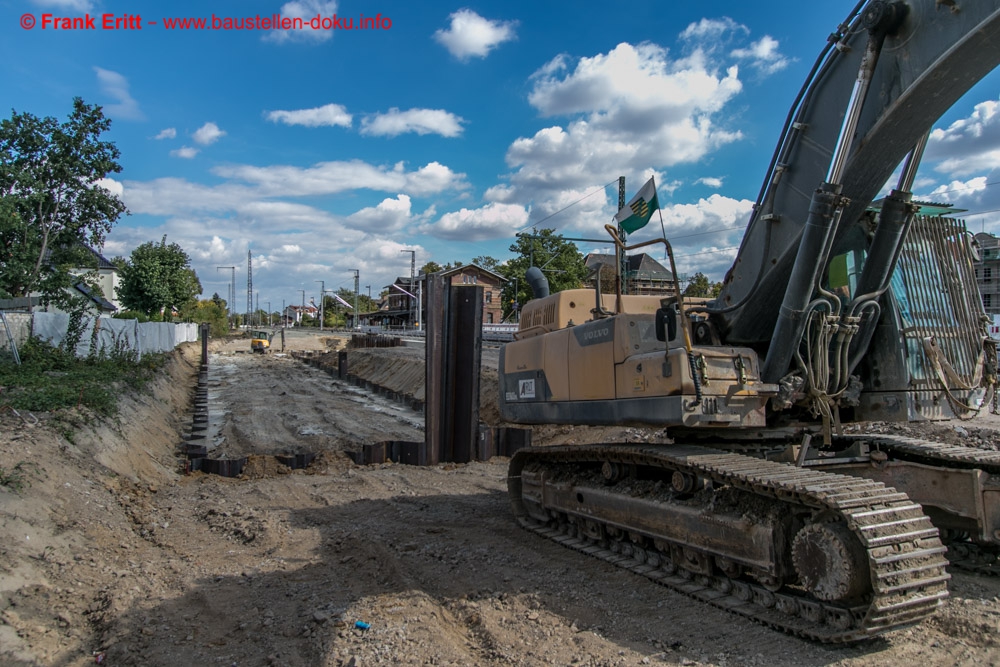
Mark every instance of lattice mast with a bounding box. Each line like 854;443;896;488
247;249;253;328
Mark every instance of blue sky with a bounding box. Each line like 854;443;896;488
3;0;1000;309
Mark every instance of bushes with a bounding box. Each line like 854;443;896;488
0;337;166;415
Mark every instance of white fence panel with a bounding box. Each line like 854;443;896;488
30;312;196;358
32;312;71;348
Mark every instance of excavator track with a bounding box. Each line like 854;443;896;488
852;434;1000;576
508;444;950;642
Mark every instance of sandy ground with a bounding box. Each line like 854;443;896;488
3;330;1000;666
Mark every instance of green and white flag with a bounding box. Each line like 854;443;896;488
614;177;659;234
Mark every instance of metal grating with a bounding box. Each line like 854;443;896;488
892;216;988;390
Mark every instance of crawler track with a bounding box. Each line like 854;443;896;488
864;434;1000;473
508;444;950;642
856;434;1000;576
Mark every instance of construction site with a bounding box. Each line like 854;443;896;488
7;2;1000;663
0;327;998;667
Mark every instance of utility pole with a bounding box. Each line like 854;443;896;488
266;301;271;327
365;285;371;326
298;289;305;328
255;291;259;328
351;269;360;329
617;176;626;298
314;280;325;331
512;277;519;323
217;266;236;329
247;250;253;328
400;249;415;329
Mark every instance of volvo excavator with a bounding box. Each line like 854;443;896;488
500;0;1000;642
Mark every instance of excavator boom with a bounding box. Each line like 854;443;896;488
716;0;1000;347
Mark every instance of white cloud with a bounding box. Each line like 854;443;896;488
696;177;723;188
659;193;753;236
95;177;124;198
264;0;339;43
170;146;199;159
214;160;466;197
433;9;517;60
104;195;384;291
266;103;352;128
119;178;245;215
193;122;225;145
403;162;467;195
521;186;610;235
423;202;529;241
345;194;415;232
924;176;990;209
93;67;142;120
361;108;465;138
528;43;740;118
679;17;747;43
926;98;1000;176
154;128;177;140
653;194;754;280
104;151;461;308
731;36;791;76
506;42;742;198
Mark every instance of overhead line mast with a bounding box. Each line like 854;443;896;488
247;249;253;328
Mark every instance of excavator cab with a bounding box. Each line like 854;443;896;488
249;329;273;354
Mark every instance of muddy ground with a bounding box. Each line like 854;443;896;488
2;331;1000;666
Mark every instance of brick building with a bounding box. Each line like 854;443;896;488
378;264;505;329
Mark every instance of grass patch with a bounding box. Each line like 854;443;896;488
0;338;167;416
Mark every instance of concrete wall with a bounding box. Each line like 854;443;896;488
0;312;32;355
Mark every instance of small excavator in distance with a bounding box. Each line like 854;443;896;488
249;329;275;354
500;0;1000;642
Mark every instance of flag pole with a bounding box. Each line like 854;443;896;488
651;175;672;289
653;175;668;256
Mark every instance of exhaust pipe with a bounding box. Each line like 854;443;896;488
525;266;549;299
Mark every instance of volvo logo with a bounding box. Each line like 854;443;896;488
582;328;610;341
573;321;615;347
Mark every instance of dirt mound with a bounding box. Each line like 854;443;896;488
0;345;198;665
347;346;427;403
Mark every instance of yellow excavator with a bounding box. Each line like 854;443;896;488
249;329;274;354
500;0;1000;642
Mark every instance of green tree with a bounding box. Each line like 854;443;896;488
189;299;229;337
472;255;501;272
502;229;588;315
683;272;723;298
117;237;202;318
0;98;127;307
420;261;442;274
210;291;227;310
